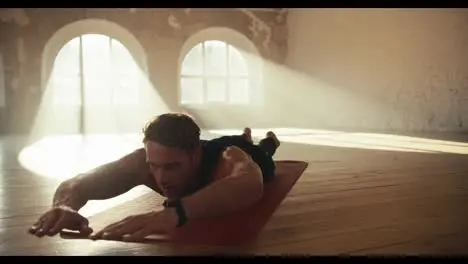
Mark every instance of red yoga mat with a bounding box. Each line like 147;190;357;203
62;160;308;246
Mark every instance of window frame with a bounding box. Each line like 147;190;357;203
51;34;141;107
179;40;251;106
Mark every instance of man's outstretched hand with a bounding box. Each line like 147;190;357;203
28;206;93;237
90;209;177;242
28;207;177;242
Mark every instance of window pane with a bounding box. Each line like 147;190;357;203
204;40;227;77
52;75;81;105
180;77;204;104
81;34;113;106
110;38;140;105
229;78;250;104
228;45;248;77
82;34;111;77
84;78;111;105
206;78;227;103
111;38;139;76
181;44;203;76
53;37;80;76
52;37;81;105
112;75;139;105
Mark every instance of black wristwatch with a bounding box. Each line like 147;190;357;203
163;199;188;227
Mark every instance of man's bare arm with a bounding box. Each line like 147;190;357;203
53;148;153;211
179;146;264;220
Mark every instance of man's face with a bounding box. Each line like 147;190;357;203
145;141;199;199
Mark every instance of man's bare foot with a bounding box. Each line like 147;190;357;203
242;127;253;143
266;131;280;147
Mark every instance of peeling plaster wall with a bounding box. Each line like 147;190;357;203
284;9;468;132
0;8;286;134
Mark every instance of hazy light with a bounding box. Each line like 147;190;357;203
180;35;407;133
29;33;169;144
209;128;468;154
178;40;462;154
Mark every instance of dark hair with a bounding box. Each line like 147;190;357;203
142;113;201;150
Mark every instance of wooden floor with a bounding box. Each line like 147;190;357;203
1;131;468;255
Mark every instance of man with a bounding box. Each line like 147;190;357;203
28;113;281;241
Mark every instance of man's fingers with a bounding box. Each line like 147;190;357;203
36;217;57;237
67;217;93;235
31;212;59;237
47;215;67;236
90;225;116;240
30;219;43;231
28;209;91;238
98;224;134;240
28;222;43;235
100;227;126;240
90;229;105;240
90;222;122;240
104;223;142;240
123;228;153;242
28;214;48;234
28;220;41;233
79;223;93;235
91;219;144;241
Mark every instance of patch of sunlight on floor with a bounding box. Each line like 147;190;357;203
208;128;468;155
17;134;152;218
18;134;143;180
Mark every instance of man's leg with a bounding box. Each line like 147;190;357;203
241;127;253;144
229;127;280;157
211;128;254;149
254;131;280;183
258;131;281;157
222;127;279;183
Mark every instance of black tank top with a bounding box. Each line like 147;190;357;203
198;136;276;187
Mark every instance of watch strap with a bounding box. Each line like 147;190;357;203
163;199;188;227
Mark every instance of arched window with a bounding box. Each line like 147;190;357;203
51;34;140;106
180;40;250;105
